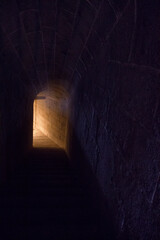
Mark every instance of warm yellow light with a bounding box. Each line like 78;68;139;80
33;85;69;149
33;128;59;148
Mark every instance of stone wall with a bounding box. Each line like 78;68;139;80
0;0;160;238
68;1;160;239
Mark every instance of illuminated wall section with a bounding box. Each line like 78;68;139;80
33;85;69;150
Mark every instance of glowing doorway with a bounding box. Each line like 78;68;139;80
33;86;69;149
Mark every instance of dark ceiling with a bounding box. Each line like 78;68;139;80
0;0;128;92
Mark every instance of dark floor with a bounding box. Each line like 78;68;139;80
0;148;112;240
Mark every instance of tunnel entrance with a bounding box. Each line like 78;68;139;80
33;85;69;149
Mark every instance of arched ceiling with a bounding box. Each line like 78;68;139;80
0;0;128;92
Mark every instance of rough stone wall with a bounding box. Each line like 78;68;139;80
0;0;160;238
69;1;160;239
0;61;33;179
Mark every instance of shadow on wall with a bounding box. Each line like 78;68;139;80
33;84;69;150
66;121;116;240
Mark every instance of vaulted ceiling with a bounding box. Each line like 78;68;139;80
0;0;128;93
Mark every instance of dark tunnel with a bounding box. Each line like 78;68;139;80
0;0;160;239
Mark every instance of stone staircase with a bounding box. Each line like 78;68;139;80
0;149;110;240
